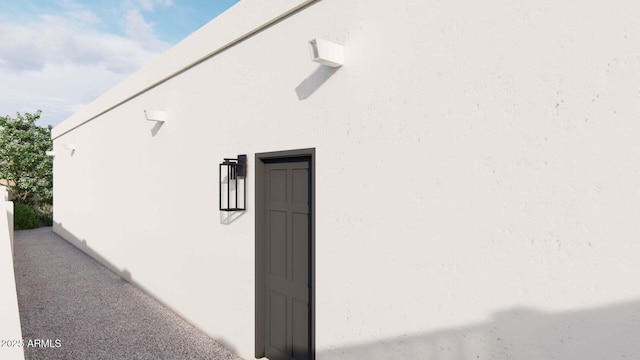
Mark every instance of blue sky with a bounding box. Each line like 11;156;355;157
0;0;239;127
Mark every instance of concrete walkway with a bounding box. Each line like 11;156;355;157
13;227;242;360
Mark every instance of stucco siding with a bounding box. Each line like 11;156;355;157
53;0;640;359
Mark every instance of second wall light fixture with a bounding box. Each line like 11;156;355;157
144;109;166;122
220;155;247;211
309;38;344;67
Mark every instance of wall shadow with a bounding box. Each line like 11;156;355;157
54;222;134;285
49;223;640;359
295;65;339;100
220;210;246;225
150;121;164;137
317;300;640;359
51;222;240;357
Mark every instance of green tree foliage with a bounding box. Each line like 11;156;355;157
0;111;53;205
14;204;40;230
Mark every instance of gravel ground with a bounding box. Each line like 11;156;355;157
13;227;243;360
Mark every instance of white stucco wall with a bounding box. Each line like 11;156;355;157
52;0;640;359
0;187;25;360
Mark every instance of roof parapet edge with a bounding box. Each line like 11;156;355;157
51;0;319;140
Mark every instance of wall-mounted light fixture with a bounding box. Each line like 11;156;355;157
45;151;55;157
144;110;166;122
63;143;77;151
309;38;344;67
220;155;247;211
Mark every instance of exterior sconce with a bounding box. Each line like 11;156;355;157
309;38;344;67
63;144;77;150
219;155;247;211
144;110;166;122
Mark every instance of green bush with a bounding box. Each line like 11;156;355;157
14;204;40;230
39;211;53;226
35;203;53;227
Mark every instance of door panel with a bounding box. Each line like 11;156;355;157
270;169;287;202
269;211;287;279
292;213;309;285
269;291;287;353
292;168;309;204
265;160;311;360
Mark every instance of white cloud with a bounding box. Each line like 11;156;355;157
0;3;171;126
0;62;127;126
68;9;102;25
54;0;103;25
134;0;173;12
0;12;168;74
125;9;167;51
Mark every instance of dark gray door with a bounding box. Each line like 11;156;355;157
264;160;311;360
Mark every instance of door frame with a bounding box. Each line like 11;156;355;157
255;148;315;359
